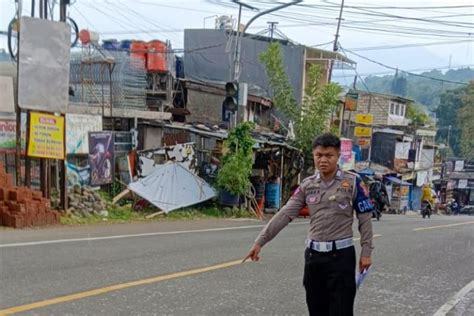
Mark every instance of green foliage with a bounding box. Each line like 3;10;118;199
391;74;407;97
260;42;342;160
436;86;466;156
360;68;474;110
216;122;256;195
458;82;474;159
406;103;433;127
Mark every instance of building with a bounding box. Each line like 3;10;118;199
183;28;355;106
344;90;412;128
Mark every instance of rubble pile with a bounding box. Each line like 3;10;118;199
0;162;60;228
67;185;109;217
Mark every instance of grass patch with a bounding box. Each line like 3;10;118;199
60;200;256;226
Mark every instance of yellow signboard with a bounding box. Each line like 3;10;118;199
354;127;372;137
357;138;371;147
27;112;65;160
355;114;373;125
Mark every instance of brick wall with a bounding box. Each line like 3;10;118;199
344;94;390;126
187;90;224;125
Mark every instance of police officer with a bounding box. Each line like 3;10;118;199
244;133;374;316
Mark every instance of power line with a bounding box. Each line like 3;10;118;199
349;39;474;52
333;65;474;78
340;47;471;86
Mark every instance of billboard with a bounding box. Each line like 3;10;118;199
27;112;65;160
66;114;102;154
88;132;114;186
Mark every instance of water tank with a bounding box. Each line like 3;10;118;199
147;40;167;72
102;39;119;50
130;40;147;67
79;29;99;45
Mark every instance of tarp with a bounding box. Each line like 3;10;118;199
128;162;216;213
386;176;412;186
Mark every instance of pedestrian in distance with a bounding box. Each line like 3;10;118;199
243;133;374;316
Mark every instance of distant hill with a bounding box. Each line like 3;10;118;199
356;68;474;110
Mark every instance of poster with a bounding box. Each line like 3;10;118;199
339;138;354;171
355;114;373;125
27;112;65;159
88;132;114;186
0;114;27;154
66;114;102;154
345;92;358;111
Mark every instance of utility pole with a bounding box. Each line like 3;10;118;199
327;0;345;83
268;21;278;41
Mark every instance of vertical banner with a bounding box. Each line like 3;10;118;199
27;112;65;159
339;138;354;171
88;132;114;186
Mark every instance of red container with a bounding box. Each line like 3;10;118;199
147;40;167;72
130;40;147;67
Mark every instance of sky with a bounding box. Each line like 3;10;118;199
1;0;473;85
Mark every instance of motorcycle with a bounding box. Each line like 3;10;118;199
371;198;381;221
421;200;432;219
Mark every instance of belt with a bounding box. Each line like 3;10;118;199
305;237;353;252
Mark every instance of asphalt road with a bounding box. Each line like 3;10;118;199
0;214;473;315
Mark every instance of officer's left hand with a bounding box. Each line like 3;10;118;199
359;256;372;272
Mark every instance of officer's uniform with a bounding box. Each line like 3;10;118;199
255;169;374;316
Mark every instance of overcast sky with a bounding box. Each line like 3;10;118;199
1;0;473;82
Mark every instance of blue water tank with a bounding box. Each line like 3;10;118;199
265;183;280;208
102;39;119;50
120;40;132;51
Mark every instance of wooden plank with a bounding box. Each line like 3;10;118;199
112;189;131;204
145;210;165;219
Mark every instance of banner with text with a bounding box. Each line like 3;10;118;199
27;112;65;159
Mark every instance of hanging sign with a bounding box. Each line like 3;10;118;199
354;127;372;137
355;114;373;125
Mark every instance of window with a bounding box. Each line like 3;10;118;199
395;103;400;115
401;104;406;117
390;102;395;114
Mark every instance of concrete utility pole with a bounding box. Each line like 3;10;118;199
327;0;345;83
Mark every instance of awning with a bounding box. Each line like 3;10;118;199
386;176;412;186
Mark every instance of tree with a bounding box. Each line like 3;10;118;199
391;72;407;97
260;42;342;161
458;82;474;159
406;103;433;128
436;86;466;157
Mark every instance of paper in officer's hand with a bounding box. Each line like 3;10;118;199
356;267;371;289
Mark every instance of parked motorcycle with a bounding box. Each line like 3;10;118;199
421;200;432;219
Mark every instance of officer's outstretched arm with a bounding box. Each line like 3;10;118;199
244;185;306;262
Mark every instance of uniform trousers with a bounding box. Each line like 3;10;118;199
303;245;356;316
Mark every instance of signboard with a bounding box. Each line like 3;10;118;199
345;92;358;111
354;127;372;137
27;112;65;159
66;114;103;154
355;114;373;125
458;179;468;189
357;138;371;147
454;160;464;172
18;17;70;112
88;132;114;186
0;115;27;154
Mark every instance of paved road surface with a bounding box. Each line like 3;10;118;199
0;214;473;315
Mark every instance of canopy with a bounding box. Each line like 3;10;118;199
386;176;412;186
128;162;216;213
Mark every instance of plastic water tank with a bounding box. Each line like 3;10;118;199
147;40;167;72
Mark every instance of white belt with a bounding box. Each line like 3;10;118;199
305;237;353;252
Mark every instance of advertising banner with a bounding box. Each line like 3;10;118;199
27;112;65;159
88;132;114;186
0;114;27;154
66;114;102;154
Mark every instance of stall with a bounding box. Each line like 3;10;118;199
385;176;412;213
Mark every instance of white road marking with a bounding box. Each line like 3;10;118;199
433;280;474;316
0;222;309;248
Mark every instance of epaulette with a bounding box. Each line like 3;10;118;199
301;174;318;184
